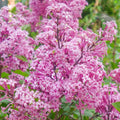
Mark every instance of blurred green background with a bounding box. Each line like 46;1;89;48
0;0;8;9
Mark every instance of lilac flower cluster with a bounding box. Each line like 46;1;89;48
0;0;119;119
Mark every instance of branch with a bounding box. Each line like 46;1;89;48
53;63;58;81
107;95;112;120
56;17;63;49
79;110;83;120
56;17;61;49
47;75;55;81
0;65;2;78
89;113;101;120
0;55;3;78
56;115;63;120
94;0;99;14
113;37;116;63
73;51;83;66
88;38;101;50
73;38;101;66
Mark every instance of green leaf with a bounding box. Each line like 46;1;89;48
63;105;70;112
48;110;56;119
83;116;89;120
12;70;30;77
0;85;10;91
0;112;7;119
61;96;66;103
111;62;118;69
16;55;28;62
1;72;9;79
0;86;5;90
11;104;18;111
34;98;39;102
10;7;16;14
34;43;41;50
83;109;95;120
72;109;80;119
19;80;24;85
73;113;79;119
7;85;10;89
64;116;69;120
58;108;64;115
30;32;38;39
21;24;31;33
112;102;120;112
0;99;11;107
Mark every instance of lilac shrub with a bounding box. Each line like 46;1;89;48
0;0;119;120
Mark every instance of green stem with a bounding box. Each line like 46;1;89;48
113;37;116;63
89;112;101;120
79;110;82;120
0;56;2;78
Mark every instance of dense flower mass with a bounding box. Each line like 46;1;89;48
109;64;120;83
0;19;33;85
95;84;120;120
0;0;119;120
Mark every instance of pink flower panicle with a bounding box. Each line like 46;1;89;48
98;21;117;43
95;84;120;120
